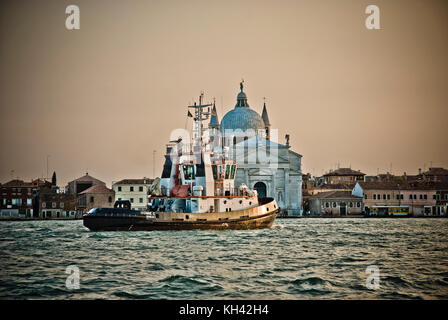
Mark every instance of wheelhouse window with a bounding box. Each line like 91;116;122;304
230;165;236;179
183;165;195;180
225;165;230;179
212;165;218;180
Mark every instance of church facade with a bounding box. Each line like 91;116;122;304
209;82;303;216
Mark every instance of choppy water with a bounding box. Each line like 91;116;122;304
0;218;447;299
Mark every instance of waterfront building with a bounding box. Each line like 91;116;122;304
38;189;78;219
112;178;154;211
353;181;446;216
310;183;355;196
215;82;303;216
0;179;52;219
309;191;363;216
77;184;115;215
65;173;106;195
322;168;365;185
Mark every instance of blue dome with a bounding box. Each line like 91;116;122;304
220;81;265;134
220;107;265;133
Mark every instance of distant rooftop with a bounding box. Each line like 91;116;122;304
114;178;154;185
79;184;113;194
323;168;365;177
311;191;361;199
423;167;448;176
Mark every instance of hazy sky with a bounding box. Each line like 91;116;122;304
1;0;447;187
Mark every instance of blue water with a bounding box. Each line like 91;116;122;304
0;218;447;299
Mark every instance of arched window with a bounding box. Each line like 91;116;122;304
325;202;329;208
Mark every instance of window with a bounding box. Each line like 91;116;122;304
349;202;353;208
383;194;386;200
108;196;112;203
373;194;377;200
130;198;134;203
364;194;367;199
212;165;218;180
60;202;64;208
90;196;94;203
396;194;400;200
409;195;413;200
231;165;236;179
332;202;336;208
225;165;230;179
387;194;390;200
325;202;329;208
130;186;134;192
433;195;437;200
42;202;46;208
27;199;32;206
445;194;448;200
52;202;56;208
2;199;6;205
139;186;143;192
424;194;427;200
118;186;122;192
414;194;417;200
357;202;361;208
139;198;143;203
419;194;423;200
183;165;195;180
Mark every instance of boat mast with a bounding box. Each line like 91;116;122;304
188;92;212;151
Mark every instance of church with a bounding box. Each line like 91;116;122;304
208;82;303;216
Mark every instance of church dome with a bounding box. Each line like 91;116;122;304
220;108;265;133
220;82;265;134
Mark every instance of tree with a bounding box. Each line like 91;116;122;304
52;171;57;186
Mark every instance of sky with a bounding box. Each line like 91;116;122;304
0;0;447;187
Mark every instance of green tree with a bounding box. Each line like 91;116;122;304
52;171;57;186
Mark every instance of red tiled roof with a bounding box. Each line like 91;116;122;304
79;184;114;194
315;183;356;190
2;179;29;187
311;191;361;199
358;181;448;191
114;178;154;185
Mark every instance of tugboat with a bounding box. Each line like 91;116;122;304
83;93;279;231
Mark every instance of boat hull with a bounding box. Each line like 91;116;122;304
83;198;279;231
